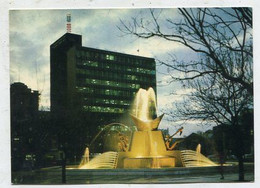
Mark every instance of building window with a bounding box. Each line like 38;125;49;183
100;54;105;60
110;55;115;61
131;75;136;80
105;89;110;95
81;51;85;56
76;51;81;58
83;105;126;113
106;54;115;61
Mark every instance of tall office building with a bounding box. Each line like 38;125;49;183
50;33;156;134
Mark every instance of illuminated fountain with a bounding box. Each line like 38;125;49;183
79;87;217;169
79;147;89;167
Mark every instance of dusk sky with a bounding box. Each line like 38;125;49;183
0;0;258;187
10;9;217;136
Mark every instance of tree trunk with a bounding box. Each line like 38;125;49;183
238;155;245;181
61;152;66;184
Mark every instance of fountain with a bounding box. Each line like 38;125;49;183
79;147;89;167
78;87;217;169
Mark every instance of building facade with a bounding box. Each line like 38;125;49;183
50;33;156;139
10;82;40;170
11;82;39;121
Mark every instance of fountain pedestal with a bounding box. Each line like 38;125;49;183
119;131;176;168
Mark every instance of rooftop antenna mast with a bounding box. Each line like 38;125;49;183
34;59;39;91
18;62;20;82
67;13;71;33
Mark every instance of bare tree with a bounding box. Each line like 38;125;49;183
169;58;252;124
172;68;252;180
119;8;253;96
119;8;253;181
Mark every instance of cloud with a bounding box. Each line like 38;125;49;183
9;8;198;113
9;8;222;137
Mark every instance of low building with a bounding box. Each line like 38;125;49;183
10;82;40;170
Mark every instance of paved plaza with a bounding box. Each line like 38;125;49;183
12;163;254;184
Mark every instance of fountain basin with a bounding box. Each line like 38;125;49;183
124;156;175;168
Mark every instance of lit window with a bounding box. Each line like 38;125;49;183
88;61;98;67
106;54;115;61
105;89;110;95
110;55;115;60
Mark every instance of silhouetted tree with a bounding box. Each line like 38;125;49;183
172;69;252;180
119;8;253;181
